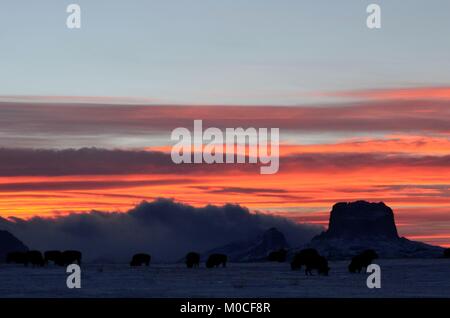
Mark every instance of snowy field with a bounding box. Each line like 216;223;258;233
0;259;449;298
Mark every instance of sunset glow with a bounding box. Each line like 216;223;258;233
0;89;449;247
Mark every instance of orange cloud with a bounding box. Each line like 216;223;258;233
327;86;450;101
279;135;450;156
0;91;449;246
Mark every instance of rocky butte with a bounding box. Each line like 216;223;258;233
308;201;443;259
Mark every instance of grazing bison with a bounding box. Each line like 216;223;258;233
185;252;200;268
6;251;28;265
290;248;319;270
291;248;329;275
7;251;45;267
26;250;45;267
348;249;379;273
44;250;63;266
267;249;287;262
61;250;82;266
130;253;151;266
308;255;330;276
444;248;450;258
206;254;227;268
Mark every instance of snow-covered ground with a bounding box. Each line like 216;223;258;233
0;258;449;297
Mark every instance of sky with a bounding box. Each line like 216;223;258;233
1;0;450;104
0;1;449;248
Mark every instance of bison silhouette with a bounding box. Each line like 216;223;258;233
7;250;79;267
444;248;450;258
206;254;227;268
130;253;151;266
290;248;318;270
44;250;63;266
267;248;287;262
291;248;329;275
61;250;82;266
185;252;200;268
6;251;28;265
26;250;45;267
348;249;379;273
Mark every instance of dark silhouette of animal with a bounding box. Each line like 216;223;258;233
61;250;82;266
443;248;450;258
267;248;287;262
6;251;46;267
44;250;63;266
307;255;329;276
206;254;227;268
348;249;379;273
185;252;200;268
6;251;28;265
290;248;318;270
291;248;329;275
26;250;45;267
130;253;151;266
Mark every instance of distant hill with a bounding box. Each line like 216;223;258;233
203;227;289;262
307;201;443;259
0;230;28;262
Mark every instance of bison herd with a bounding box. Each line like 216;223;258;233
127;249;379;277
5;248;382;276
6;250;82;267
260;248;378;276
128;252;227;269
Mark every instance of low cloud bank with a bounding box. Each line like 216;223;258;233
0;199;321;262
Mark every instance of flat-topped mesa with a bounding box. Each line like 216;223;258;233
323;201;399;240
308;201;443;259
